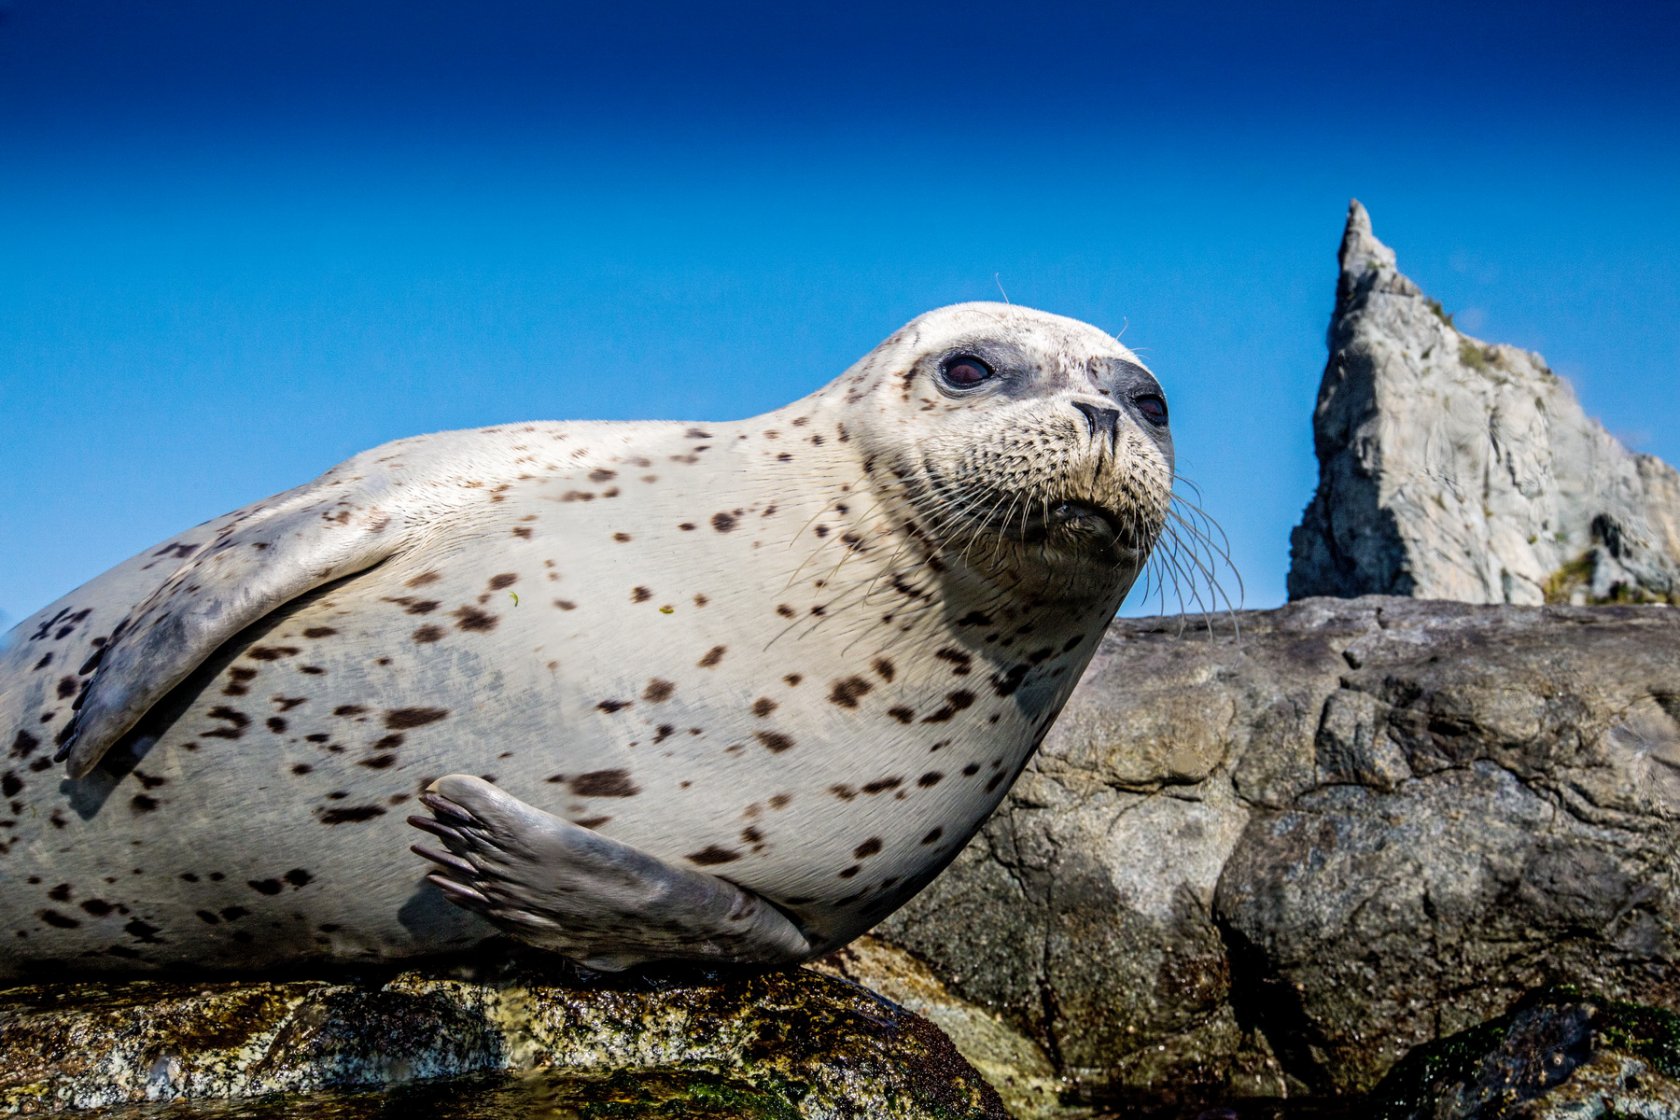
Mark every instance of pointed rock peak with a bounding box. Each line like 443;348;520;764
1339;199;1397;275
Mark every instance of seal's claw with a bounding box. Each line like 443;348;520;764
426;872;492;906
410;843;478;878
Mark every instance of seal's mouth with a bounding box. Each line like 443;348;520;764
1018;499;1126;551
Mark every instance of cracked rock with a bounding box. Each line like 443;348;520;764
877;597;1680;1111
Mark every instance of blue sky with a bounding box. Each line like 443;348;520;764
3;0;1677;626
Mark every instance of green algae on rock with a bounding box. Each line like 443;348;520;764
0;964;1006;1119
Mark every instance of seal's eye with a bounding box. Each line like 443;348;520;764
940;355;994;390
1133;393;1168;427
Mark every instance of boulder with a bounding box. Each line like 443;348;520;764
1287;200;1680;605
877;598;1680;1108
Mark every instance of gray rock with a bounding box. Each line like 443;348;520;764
877;598;1680;1108
0;963;1006;1119
1369;989;1680;1119
1288;201;1680;605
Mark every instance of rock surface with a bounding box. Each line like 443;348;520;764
1368;988;1680;1119
1287;201;1680;605
0;962;1005;1119
876;598;1680;1109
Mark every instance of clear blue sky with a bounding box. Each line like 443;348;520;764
3;0;1677;627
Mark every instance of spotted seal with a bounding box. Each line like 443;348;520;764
0;303;1173;976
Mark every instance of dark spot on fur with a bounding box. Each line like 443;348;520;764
385;707;449;730
698;645;726;668
751;697;777;717
918;771;944;787
292;763;313;775
687;845;741;865
956;611;992;628
985;772;1007;793
124;918;162;943
39;910;79;929
413;626;442;644
838;865;860;879
830;784;857;801
862;777;903;794
711;512;737;532
887;706;914;724
921;827;944;845
755;731;795;753
0;772;20;798
248;646;300;660
454;606;499;632
407;571;441;587
48;884;71;902
871;657;896;681
80;899;114;917
196;910;220;925
643;679;675;703
285;868;312;888
829;676;873;708
203;707;250;739
776;604;796;618
596;699;631;714
784;674;802;687
653;724;676;743
303;627;338;639
266;717;287;733
11;731;41;760
935;648;973;675
56;675;79;699
220;905;248;920
318;805;386;825
359;754;396;769
631;586;652;602
130;794;159;813
853;837;883;858
963;763;981;776
991;664;1030;697
570;769;640;797
489;573;519;590
249;878;284;895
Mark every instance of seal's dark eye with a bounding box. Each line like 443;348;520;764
940;355;994;390
1134;393;1168;427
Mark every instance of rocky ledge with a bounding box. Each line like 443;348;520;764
0;962;1005;1119
876;597;1680;1112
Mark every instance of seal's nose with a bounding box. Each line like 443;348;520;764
1071;401;1121;447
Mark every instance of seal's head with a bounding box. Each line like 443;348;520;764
831;302;1173;602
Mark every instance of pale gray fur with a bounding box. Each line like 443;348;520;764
0;303;1173;977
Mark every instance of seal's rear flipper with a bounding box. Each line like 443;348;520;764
409;774;813;970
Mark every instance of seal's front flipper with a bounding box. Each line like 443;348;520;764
55;463;411;778
409;774;813;970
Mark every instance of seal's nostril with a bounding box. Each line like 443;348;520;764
1071;401;1121;447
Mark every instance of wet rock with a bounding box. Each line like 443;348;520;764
0;963;1006;1119
1369;989;1680;1119
1288;200;1680;605
879;598;1680;1107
